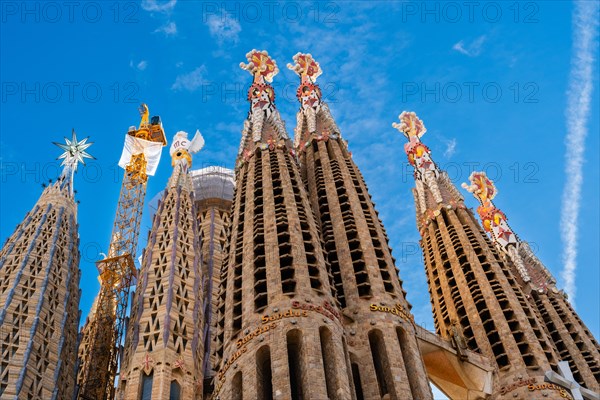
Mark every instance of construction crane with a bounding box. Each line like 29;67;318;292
76;104;167;400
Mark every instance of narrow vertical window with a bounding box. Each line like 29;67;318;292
369;330;392;397
232;371;243;400
351;362;365;400
287;330;304;400
319;326;338;399
256;345;273;400
169;380;181;400
140;372;153;400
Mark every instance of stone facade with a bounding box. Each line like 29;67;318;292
213;51;353;400
292;53;433;400
462;173;600;393
118;163;204;400
0;177;81;399
189;167;235;387
394;111;580;399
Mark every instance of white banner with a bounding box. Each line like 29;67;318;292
118;134;163;176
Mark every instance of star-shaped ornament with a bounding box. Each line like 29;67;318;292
53;129;94;170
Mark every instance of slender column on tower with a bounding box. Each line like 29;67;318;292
289;53;432;400
463;171;600;393
213;50;352;400
0;131;91;399
118;130;207;399
188;166;235;388
394;112;567;399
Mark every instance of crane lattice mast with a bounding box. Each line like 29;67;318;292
76;105;167;400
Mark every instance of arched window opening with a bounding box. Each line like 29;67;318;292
351;362;365;400
140;371;153;400
287;329;305;400
319;326;338;399
256;345;273;400
369;330;393;397
169;380;181;400
232;371;243;400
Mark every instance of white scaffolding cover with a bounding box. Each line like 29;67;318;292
117;134;163;176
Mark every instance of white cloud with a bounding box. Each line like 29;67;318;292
129;60;148;71
141;0;177;12
205;14;241;45
155;21;177;36
443;138;457;158
560;0;599;307
137;60;147;71
452;35;487;57
171;66;207;92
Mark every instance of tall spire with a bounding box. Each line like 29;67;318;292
53;129;94;196
0;135;85;399
290;54;433;399
118;130;206;399
236;50;288;161
463;172;600;392
395;111;568;399
212;49;352;400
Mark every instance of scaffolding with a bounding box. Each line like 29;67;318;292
76;105;166;400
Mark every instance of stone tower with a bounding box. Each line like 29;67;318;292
393;112;567;399
188;166;235;386
0;132;91;399
463;171;600;393
288;53;432;400
212;50;352;400
118;130;206;399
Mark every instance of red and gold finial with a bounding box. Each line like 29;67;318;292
462;171;498;204
393;111;434;169
287;52;322;83
393;111;427;139
239;49;279;83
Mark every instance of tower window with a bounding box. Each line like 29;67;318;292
287;329;305;400
140;372;153;400
232;371;243;400
256;345;273;400
169;380;181;400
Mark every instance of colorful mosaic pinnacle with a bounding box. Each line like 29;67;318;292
287;52;322;82
462;171;513;239
239;49;279;83
462;171;498;203
393;110;427;138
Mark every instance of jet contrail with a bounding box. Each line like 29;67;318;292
560;0;599;307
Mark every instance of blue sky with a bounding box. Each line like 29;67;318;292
1;0;598;388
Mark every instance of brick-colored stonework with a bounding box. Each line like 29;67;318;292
462;171;600;393
291;53;433;400
189;167;235;387
0;176;81;399
213;51;353;400
394;111;583;399
118;162;205;399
